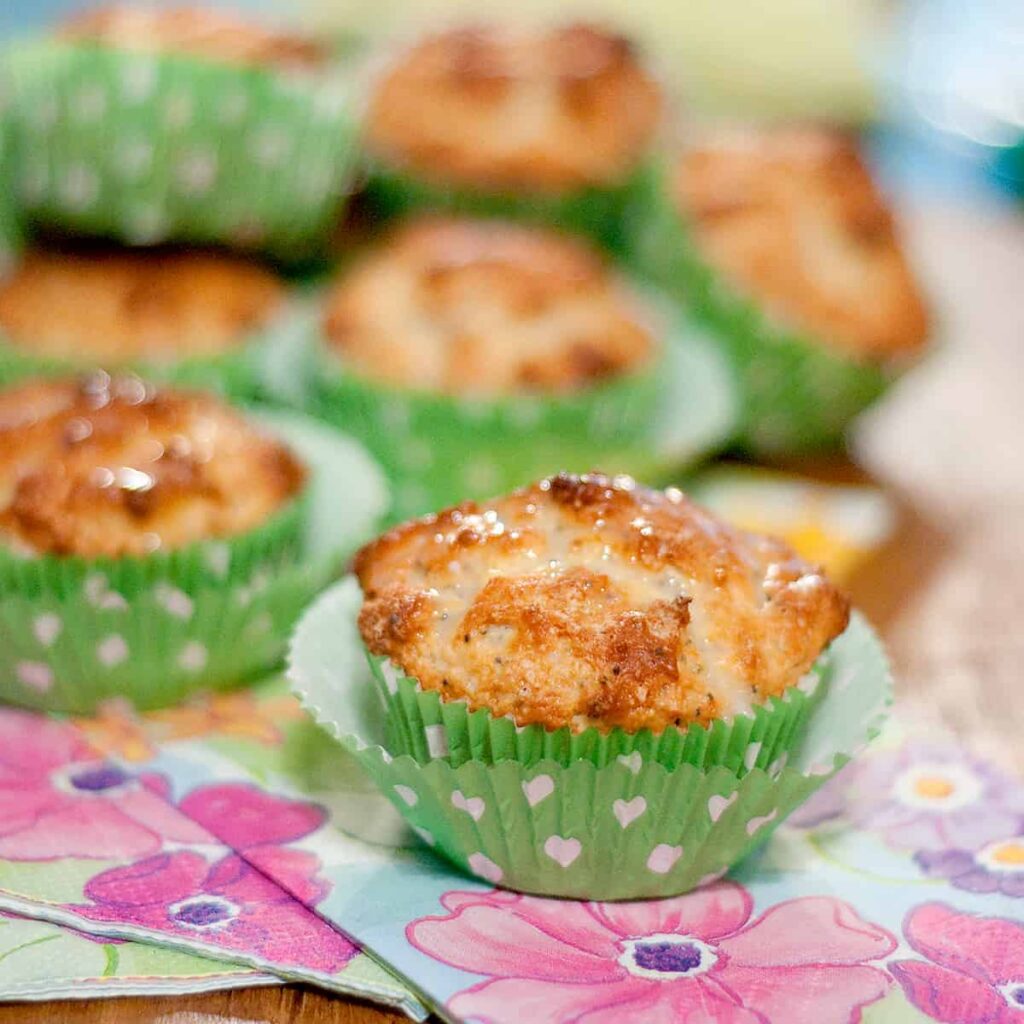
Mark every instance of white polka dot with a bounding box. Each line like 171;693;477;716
522;774;554;807
177;642;208;673
467;852;502;884
744;742;763;771
84;574;128;611
115;139;154;181
413;826;435;847
203;543;230;577
175;151;217;196
16;661;53;693
18;165;47;204
394;785;417;807
97;635;129;667
646;843;683;874
613;796;647;829
163;92;194;129
33;613;62;647
425;724;449;758
217;90;249;124
708;792;737;822
124;204;168;245
120;60;157;103
746;810;778;836
250;126;289;167
70;84;106;122
451;790;485;821
379;659;400;695
154;584;193;621
59;165;99;211
617;752;643;775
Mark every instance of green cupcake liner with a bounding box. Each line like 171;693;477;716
369;649;820;775
300;292;737;521
0;298;304;402
624;163;896;455
0;114;25;277
0;411;389;713
362;161;652;253
289;577;891;899
5;39;361;258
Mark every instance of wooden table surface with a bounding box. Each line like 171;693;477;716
3;202;1022;1023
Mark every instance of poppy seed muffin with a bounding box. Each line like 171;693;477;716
0;247;284;367
355;472;850;734
365;23;662;194
323;216;656;396
60;6;327;71
0;375;305;558
675;127;929;361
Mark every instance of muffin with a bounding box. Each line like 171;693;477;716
626;127;930;453
354;471;849;770
0;244;286;396
289;474;891;898
363;23;663;248
7;6;360;256
0;373;387;712
0;374;305;559
312;215;674;518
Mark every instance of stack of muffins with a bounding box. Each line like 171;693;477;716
1;9;908;897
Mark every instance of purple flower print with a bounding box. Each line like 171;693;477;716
916;837;1024;898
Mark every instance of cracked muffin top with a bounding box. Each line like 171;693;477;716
675;127;929;361
60;6;327;71
365;23;662;193
0;246;285;366
355;472;850;733
323;216;656;396
0;375;305;558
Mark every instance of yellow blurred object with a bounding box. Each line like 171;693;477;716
690;466;896;584
303;0;883;120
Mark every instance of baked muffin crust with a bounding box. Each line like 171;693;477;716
675;127;929;360
356;472;850;733
365;23;662;192
324;216;656;395
60;6;327;71
0;375;305;558
0;247;284;365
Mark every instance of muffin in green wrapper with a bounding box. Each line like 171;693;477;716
0;373;387;713
361;22;663;251
303;215;736;520
0;241;293;400
625;128;931;455
5;7;361;258
289;571;892;900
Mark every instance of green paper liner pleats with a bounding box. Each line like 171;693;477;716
304;298;738;522
0;412;389;713
0;117;24;277
289;576;892;900
363;162;652;254
624;164;897;455
370;653;819;775
5;40;361;258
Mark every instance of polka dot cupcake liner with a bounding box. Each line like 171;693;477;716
0;410;389;713
302;299;737;523
5;40;361;258
623;163;899;456
289;577;892;900
362;161;654;255
367;646;820;776
0;298;305;403
0;117;24;281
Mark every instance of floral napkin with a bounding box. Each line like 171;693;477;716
9;470;1022;1023
0;910;278;1001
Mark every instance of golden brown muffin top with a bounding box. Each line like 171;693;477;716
323;216;656;396
0;247;285;366
675;127;929;361
60;6;326;71
0;375;305;558
356;472;850;734
365;23;662;193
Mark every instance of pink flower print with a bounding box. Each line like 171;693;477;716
891;903;1024;1023
842;744;1024;852
0;709;207;860
408;882;896;1024
177;783;325;850
79;849;355;973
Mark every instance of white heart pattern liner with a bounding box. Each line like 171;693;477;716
522;775;555;807
613;796;647;829
544;835;582;868
451;790;485;822
708;791;737;822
